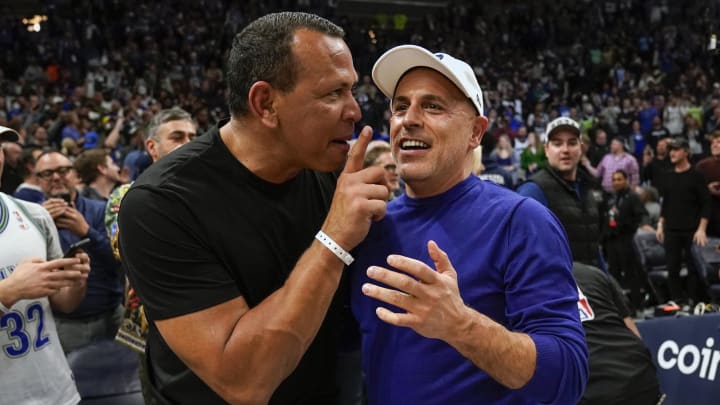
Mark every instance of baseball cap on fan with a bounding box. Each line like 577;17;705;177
371;45;484;116
0;126;19;143
545;117;581;140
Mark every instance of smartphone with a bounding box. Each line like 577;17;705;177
64;238;91;258
56;193;72;206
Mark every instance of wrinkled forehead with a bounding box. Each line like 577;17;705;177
394;67;468;102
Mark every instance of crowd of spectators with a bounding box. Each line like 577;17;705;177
1;1;719;163
3;0;720;289
4;1;720;403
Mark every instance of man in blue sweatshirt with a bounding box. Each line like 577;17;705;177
350;45;588;404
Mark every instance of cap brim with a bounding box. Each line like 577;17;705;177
372;45;462;100
547;124;580;139
0;125;19;142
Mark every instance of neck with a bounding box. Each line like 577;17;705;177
554;166;577;182
675;160;691;172
90;178;116;199
24;176;40;186
405;159;473;199
220;118;301;184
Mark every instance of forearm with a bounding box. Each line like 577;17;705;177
624;317;641;338
184;242;346;404
584;161;598;177
446;307;536;389
0;280;19;312
104;119;123;148
233;242;344;355
698;217;708;233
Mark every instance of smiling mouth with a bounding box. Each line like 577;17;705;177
400;140;430;150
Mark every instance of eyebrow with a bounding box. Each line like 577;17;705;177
392;94;448;106
168;130;196;136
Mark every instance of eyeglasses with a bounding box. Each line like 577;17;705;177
36;166;73;180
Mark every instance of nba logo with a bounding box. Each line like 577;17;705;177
577;286;595;322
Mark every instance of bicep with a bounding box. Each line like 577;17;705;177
156;295;250;380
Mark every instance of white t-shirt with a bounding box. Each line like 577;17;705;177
0;192;80;405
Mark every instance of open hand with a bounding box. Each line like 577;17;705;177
361;240;469;340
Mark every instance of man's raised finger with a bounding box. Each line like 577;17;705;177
343;125;373;174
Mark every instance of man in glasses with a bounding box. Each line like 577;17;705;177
28;152;122;354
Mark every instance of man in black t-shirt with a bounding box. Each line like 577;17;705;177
573;262;661;404
656;137;711;304
118;12;388;405
642;135;673;191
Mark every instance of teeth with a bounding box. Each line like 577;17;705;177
401;140;429;149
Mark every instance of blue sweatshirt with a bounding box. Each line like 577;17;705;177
58;195;122;318
350;176;588;404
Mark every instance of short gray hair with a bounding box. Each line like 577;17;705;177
145;108;194;141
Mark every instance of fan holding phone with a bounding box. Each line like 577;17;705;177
17;151;124;355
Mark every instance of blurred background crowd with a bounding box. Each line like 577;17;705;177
2;0;720;182
2;0;720;300
4;1;720;404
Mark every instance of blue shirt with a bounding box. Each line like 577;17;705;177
350;176;588;404
57;195;122;318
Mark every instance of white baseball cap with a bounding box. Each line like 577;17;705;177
372;45;484;116
0;125;19;143
545;117;581;140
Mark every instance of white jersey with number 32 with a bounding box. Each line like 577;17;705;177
0;193;80;405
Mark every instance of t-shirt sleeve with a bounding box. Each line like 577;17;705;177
118;185;241;321
503;199;588;404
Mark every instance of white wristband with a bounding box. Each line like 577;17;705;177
315;231;354;265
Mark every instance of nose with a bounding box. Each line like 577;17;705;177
401;102;423;129
345;93;361;123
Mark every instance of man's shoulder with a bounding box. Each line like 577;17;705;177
521;169;555;188
134;131;217;191
465;177;550;221
696;157;720;171
5;194;50;220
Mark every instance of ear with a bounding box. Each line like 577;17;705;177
248;81;279;128
145;138;158;162
469;115;489;149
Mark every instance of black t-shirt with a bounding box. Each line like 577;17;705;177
573;263;659;404
659;168;711;232
642;157;673;189
119;123;340;404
